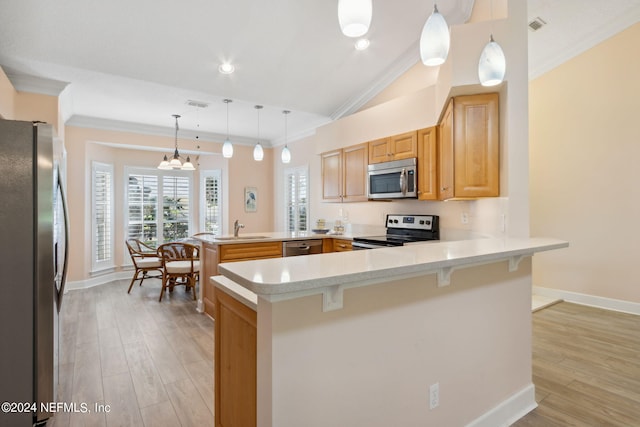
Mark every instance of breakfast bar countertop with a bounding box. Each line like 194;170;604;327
216;237;569;307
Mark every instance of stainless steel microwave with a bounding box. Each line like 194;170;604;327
367;158;418;199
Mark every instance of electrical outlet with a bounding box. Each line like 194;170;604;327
429;382;439;409
461;212;469;224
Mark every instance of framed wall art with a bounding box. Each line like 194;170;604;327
245;186;257;212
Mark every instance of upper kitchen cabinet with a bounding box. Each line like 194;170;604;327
321;143;368;202
438;93;499;200
417;126;438;200
368;131;418;164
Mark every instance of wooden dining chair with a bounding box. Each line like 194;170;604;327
125;239;163;294
157;242;200;302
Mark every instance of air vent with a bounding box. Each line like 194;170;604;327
186;100;209;108
528;17;547;32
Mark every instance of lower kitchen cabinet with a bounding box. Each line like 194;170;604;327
214;288;256;427
333;239;352;252
201;241;282;318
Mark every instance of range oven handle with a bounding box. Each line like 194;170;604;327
352;241;394;250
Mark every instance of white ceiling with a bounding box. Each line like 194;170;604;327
0;0;638;148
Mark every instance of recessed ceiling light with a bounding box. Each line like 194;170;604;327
355;38;370;51
219;62;235;74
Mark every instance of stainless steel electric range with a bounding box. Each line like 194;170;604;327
352;214;439;250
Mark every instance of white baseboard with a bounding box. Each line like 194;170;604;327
533;286;640;315
466;384;537;427
65;271;133;291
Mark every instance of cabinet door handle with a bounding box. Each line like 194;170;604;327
441;187;448;191
338;244;347;248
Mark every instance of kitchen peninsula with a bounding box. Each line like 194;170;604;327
210;237;568;427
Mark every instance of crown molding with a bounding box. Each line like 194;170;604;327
529;10;640;80
330;41;420;120
66;115;267;147
4;70;69;96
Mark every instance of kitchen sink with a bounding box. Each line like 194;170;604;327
215;236;269;241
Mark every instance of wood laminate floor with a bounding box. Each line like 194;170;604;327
50;278;214;427
513;302;640;426
51;281;640;427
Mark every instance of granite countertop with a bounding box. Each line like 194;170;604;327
215;237;568;310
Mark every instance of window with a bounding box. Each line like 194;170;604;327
125;167;192;247
200;170;222;235
92;162;114;272
284;166;309;232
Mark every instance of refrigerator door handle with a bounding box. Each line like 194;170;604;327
57;173;69;312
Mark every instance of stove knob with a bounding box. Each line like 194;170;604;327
419;220;425;225
393;219;398;224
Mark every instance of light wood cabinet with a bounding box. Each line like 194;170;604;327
321;143;368;202
214;288;256;427
368;131;418;164
201;241;282;318
438;93;499;200
333;239;352;252
322;238;352;252
417;126;438;200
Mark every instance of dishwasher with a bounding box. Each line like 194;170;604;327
282;239;323;257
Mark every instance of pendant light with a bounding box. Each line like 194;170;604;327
222;99;234;158
478;0;506;86
338;0;372;38
158;114;195;170
419;4;450;66
253;105;264;162
281;110;291;164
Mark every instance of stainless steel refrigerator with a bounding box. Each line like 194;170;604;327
0;120;69;426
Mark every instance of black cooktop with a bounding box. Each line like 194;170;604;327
353;214;440;247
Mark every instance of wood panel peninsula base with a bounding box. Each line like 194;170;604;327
211;238;568;427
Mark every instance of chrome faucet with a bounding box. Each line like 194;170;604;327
233;219;245;237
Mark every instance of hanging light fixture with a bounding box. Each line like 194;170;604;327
419;4;450;66
281;110;291;164
478;35;506;86
222;99;234;158
253;105;264;161
338;0;372;38
478;0;506;87
158;114;195;170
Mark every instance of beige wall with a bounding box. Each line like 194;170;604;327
64;126;274;282
0;67;16;119
14;92;59;133
259;258;535;426
530;23;640;303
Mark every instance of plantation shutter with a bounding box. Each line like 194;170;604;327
92;162;114;271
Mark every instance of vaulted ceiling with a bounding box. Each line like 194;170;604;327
0;0;638;147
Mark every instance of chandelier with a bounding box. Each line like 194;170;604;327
158;114;195;170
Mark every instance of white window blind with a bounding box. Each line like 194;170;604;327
92;162;114;272
125;168;192;249
284;166;309;232
201;170;222;235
